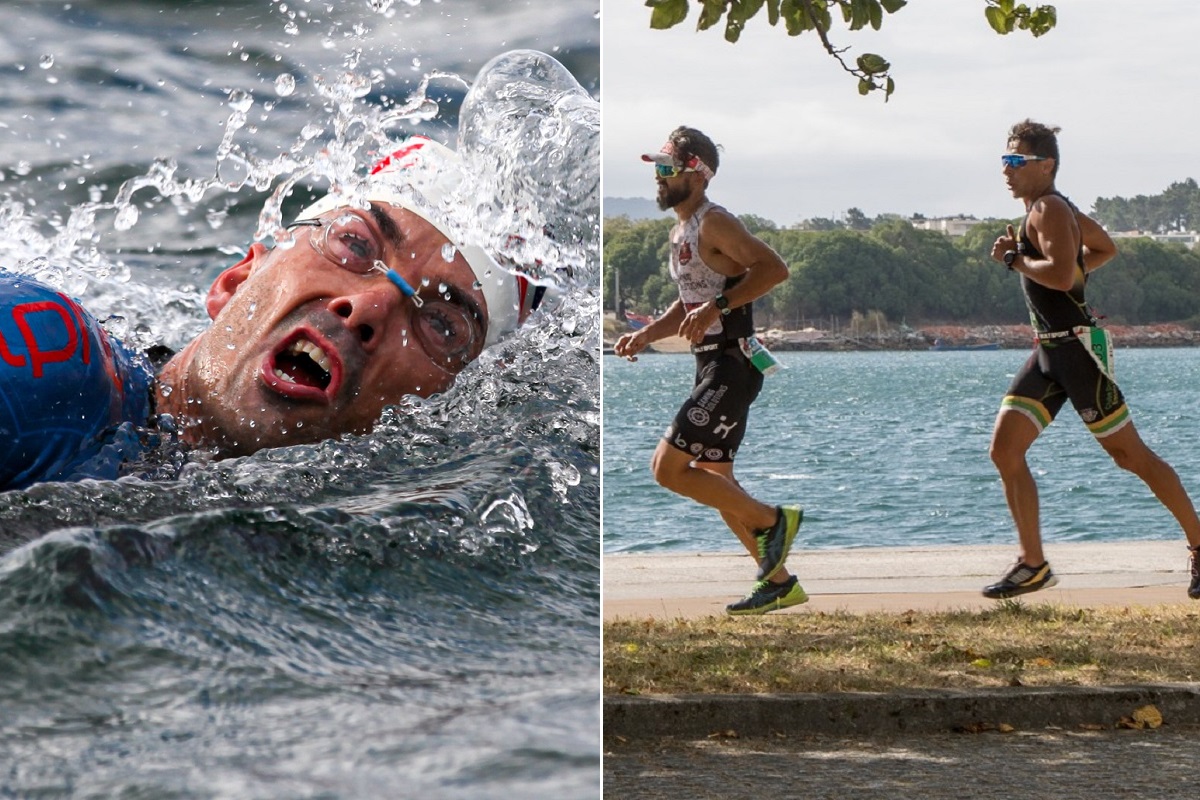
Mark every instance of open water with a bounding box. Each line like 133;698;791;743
0;2;599;798
603;348;1200;555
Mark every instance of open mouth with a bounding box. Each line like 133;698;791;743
263;331;341;401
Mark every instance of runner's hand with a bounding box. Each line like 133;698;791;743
679;303;719;343
990;224;1019;264
614;331;648;362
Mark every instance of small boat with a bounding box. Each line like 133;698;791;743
930;339;1001;351
624;311;654;330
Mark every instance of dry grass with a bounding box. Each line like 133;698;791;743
604;601;1200;695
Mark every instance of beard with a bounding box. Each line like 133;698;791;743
656;181;690;211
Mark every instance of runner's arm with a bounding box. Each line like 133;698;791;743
1017;195;1084;291
677;211;788;342
614;300;685;359
1077;212;1117;272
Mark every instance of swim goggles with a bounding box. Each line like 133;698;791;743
286;211;482;366
1000;153;1050;169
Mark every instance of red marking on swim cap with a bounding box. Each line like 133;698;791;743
369;139;430;175
12;299;80;378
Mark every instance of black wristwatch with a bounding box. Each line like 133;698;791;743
1003;242;1026;270
714;293;732;315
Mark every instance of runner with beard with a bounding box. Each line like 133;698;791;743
613;125;804;615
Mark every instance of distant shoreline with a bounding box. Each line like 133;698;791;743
602;320;1200;354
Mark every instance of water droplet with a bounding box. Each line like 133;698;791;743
284;20;299;36
227;89;253;113
38;54;53;69
440;243;457;263
274;73;296;97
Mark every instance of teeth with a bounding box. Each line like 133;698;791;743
287;339;332;373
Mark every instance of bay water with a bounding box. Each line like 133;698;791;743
603;348;1200;555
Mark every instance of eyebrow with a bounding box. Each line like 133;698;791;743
368;202;405;250
369;201;488;334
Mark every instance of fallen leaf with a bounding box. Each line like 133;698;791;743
998;723;1015;733
970;658;992;668
1132;704;1163;729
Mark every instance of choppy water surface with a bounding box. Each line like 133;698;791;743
603;349;1200;554
0;2;599;797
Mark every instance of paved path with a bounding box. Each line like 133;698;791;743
604;540;1200;796
605;725;1200;799
603;540;1197;619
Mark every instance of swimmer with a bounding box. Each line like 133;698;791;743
0;53;580;492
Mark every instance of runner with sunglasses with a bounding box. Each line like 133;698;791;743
0;51;572;491
613;125;804;615
984;118;1200;600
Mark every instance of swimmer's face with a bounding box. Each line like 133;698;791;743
161;202;488;456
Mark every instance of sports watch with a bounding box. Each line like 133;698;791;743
1003;242;1026;270
714;293;732;315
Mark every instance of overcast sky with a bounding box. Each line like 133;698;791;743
602;0;1200;226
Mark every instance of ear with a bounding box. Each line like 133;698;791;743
206;243;269;319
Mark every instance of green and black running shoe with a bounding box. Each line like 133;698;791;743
1189;546;1200;600
726;575;808;616
755;505;803;581
982;560;1059;599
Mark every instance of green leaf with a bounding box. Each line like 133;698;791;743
856;52;890;74
1028;5;1057;36
766;0;781;25
885;76;895;99
842;0;858;26
868;0;883;30
780;0;810;35
697;0;727;31
879;0;907;13
812;2;833;31
647;0;690;30
984;5;1009;35
858;78;872;96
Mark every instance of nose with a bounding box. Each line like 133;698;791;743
326;283;406;353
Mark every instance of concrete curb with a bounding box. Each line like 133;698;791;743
604;684;1200;739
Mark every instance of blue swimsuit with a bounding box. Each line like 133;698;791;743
0;272;155;490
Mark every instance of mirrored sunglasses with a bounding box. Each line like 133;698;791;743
654;163;695;179
1000;153;1050;169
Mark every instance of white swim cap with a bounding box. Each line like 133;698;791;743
296;136;543;346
